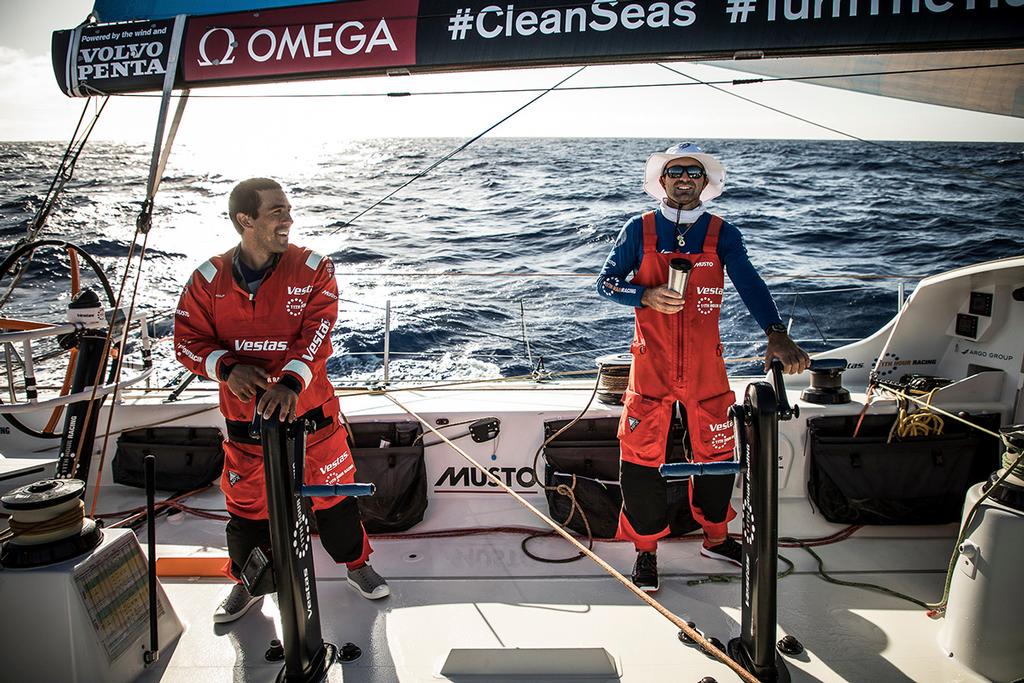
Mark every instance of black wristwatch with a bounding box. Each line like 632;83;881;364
765;323;788;337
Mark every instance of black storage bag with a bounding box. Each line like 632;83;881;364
349;421;427;533
113;426;224;492
544;418;699;538
806;413;1000;525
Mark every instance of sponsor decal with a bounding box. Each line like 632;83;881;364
696;286;723;295
286;297;306;317
696;296;720;315
234;339;289;352
628;416;640;432
443;1;696;43
175;308;190;318
694;261;715;268
435;466;538;489
319;451;350;475
602;277;636;295
293;497;310;560
56;3;1020;98
288;285;313;296
176;343;202;363
711;431;734;451
227;470;241;486
870;353;938;376
182;0;418;83
56;18;179;96
302;318;332;361
0;426;9;435
321;289;338;300
954;343;1015;362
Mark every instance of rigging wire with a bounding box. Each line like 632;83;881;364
102;60;1024;99
0;96;110;308
325;66;587;237
656;62;1024;193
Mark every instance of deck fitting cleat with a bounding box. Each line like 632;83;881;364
777;634;804;656
678;621;700;644
339;642;362;662
264;639;284;662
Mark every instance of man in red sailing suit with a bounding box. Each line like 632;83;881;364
597;144;809;592
174;178;388;624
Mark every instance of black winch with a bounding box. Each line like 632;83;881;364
0;478;102;569
799;358;850;405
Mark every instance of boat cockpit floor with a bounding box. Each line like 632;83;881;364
136;513;985;682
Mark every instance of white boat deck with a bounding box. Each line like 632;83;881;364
137;509;983;682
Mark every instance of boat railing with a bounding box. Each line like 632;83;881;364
0;309;154;413
334;274;913;386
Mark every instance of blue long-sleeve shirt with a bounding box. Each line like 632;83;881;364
596;211;783;332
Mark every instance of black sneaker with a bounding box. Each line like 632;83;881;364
631;552;659;592
700;537;743;567
213;583;263;624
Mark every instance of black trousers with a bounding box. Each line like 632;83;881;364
620;402;734;537
620;460;734;536
225;496;366;579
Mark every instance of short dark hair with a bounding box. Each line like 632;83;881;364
228;178;282;235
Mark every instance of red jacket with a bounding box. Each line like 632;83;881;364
173;244;338;422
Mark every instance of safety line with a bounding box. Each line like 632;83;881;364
383;392;761;683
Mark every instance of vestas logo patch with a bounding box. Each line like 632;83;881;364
235;339;288;352
288;285;313;296
301;318;331;362
697;286;723;295
628;416;640;432
227;471;241;486
319;451;349;475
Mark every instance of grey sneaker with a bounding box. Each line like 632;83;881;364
214;582;263;623
347;564;390;600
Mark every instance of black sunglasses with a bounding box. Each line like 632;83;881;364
663;165;705;179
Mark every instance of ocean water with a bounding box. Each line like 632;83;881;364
1;138;1022;386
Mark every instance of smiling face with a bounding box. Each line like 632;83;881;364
237;188;292;268
659;156;707;210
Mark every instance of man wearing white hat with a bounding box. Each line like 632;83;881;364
596;143;809;592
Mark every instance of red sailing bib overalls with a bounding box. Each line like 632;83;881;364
616;211;737;548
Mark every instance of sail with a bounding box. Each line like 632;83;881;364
54;0;1024;102
706;49;1024;118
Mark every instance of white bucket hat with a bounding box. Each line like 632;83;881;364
643;142;726;203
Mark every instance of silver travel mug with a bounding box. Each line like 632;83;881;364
667;258;692;295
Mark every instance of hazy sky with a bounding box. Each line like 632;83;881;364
2;1;1022;144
